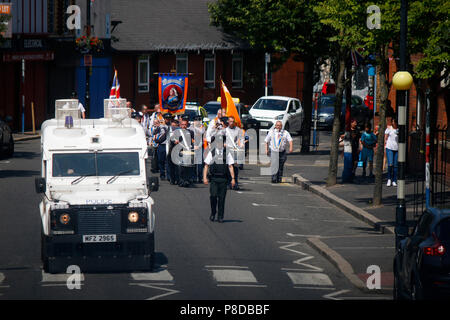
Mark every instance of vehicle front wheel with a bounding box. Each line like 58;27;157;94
411;273;425;300
6;136;14;158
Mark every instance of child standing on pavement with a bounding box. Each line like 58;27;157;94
360;122;377;178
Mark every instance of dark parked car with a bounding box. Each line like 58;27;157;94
312;94;372;131
0;116;14;158
394;208;450;299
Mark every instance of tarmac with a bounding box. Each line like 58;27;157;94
13;128;415;295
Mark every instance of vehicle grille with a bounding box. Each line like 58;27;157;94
77;211;121;235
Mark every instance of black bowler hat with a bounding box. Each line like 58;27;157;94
163;113;173;119
220;116;229;123
193;115;203;121
181;114;190;121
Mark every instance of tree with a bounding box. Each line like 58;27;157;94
208;0;332;153
314;0;369;186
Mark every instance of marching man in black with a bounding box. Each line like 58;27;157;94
264;120;293;183
203;117;235;223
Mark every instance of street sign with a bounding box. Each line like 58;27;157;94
84;55;92;67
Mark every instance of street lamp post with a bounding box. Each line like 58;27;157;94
392;0;413;248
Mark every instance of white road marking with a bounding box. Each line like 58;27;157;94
287;233;389;239
287;272;333;286
252;203;277;207
210;269;258;283
217;284;267;288
236;191;264;195
131;270;174;282
0;273;4;283
41;270;85;283
323;289;350;300
0;160;10;164
129;283;180;300
204;265;249;269
267;217;299;221
286;233;323;238
278;242;323;272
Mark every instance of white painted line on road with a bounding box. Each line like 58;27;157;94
323;289;350;300
217;284;267;288
278;242;323;272
267;217;299;221
236;191;265;195
210;269;258;283
287;272;333;286
341;296;391;300
252;203;277;207
0;273;4;283
0;160;10;164
129;283;180;300
286;233;323;238
41;270;85;283
131;270;174;282
205;265;249;269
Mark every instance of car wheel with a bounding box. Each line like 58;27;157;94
411;273;425;300
149;232;155;271
6;135;14;158
41;229;49;273
393;271;405;300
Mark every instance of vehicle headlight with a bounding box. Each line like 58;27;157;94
275;114;284;120
128;211;139;223
59;213;71;225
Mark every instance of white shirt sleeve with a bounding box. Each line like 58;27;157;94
285;131;293;142
264;130;273;143
78;103;86;113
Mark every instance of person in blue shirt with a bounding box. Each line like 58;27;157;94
360;122;377;178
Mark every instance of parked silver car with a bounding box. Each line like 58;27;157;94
0;116;14;158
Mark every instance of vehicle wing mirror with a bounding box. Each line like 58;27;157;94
35;177;46;193
148;176;159;192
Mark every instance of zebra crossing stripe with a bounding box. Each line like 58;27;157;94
211;269;258;283
131;269;174;282
286;272;333;286
41;270;85;283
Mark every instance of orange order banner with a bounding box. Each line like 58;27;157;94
220;80;241;128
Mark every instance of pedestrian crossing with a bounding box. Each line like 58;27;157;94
0;265;337;290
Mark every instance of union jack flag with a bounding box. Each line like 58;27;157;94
109;69;120;99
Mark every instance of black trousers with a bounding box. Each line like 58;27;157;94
209;177;228;218
179;165;194;185
271;150;287;182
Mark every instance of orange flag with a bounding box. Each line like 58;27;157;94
220;80;241;128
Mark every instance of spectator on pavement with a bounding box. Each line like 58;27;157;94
385;118;399;187
360;122;377;178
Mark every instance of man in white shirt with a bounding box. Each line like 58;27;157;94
265;120;293;183
225;116;244;189
71;92;86;119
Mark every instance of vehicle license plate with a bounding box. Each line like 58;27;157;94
82;234;117;243
319;118;325;123
261;122;269;127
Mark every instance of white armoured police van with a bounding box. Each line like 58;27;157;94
36;99;159;273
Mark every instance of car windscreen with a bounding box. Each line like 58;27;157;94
183;109;198;121
203;103;221;116
52;152;140;177
251;99;287;111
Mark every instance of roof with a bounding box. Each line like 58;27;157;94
257;96;298;101
110;0;248;52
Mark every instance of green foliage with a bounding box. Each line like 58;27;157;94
208;0;331;59
409;0;449;81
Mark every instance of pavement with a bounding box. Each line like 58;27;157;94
5;128;403;297
12;131;41;142
280;130;423;294
0;138;392;300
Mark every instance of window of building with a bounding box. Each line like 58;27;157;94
204;53;215;88
138;56;149;93
176;53;188;74
232;54;243;88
